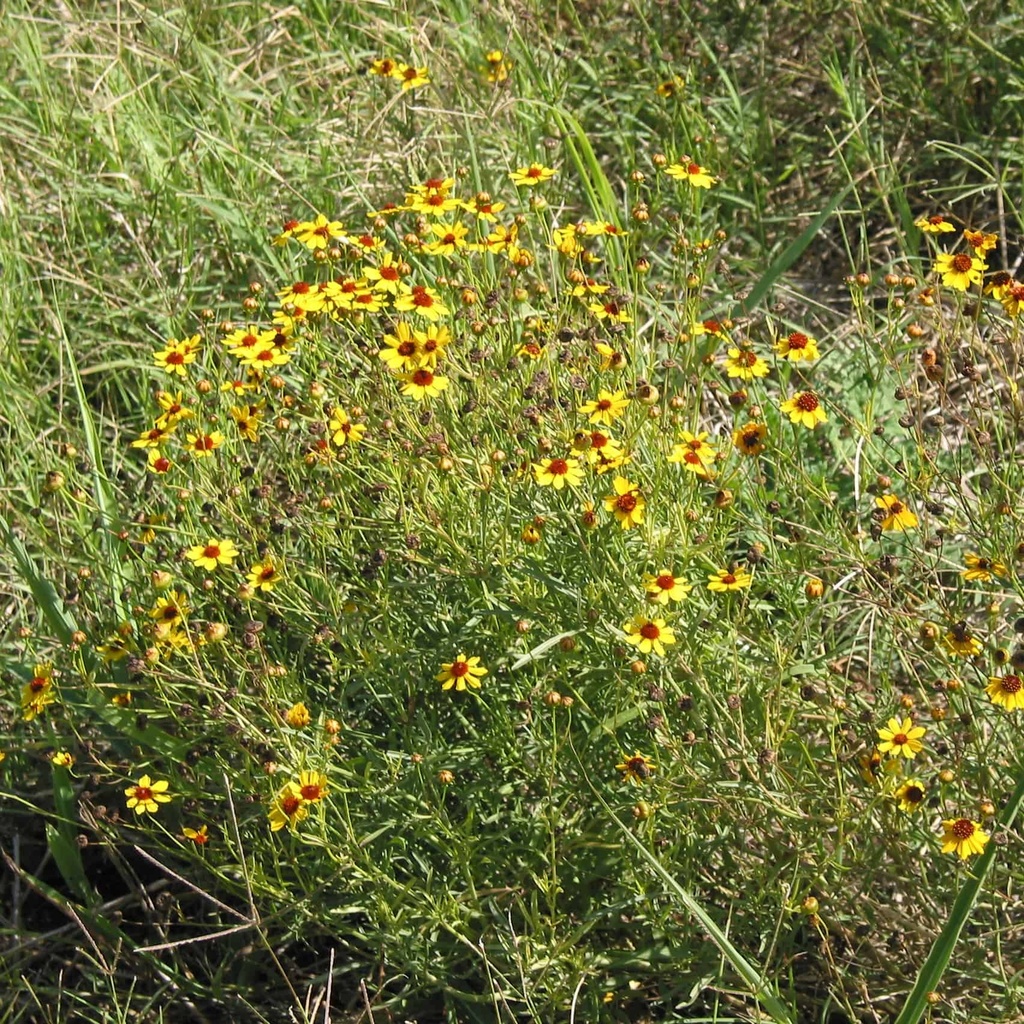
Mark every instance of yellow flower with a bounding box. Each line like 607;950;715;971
400;368;449;401
153;338;199;376
623;615;676;657
732;422;767;456
707;568;752;592
247;558;282;592
182;824;210;845
328;407;366;446
876;716;925;758
293;213;347;250
780;391;827;429
961;553;1007;582
963;228;997;255
124;774;172;815
894;779;926;813
533;456;584;490
186;539;239;571
643;570;691;604
437;654;488;691
616;751;656;784
588;299;633;323
297;770;329;802
944;622;982;657
578;389;630;426
668;430;716;475
184;431;226;458
655;75;685;98
269;782;308;832
723;347;769;380
397;65;430;91
603;476;645;530
509;163;557;187
986;674;1024;711
875;494;918;531
935;251;985;291
914;214;955;233
774;331;820;362
664;161;716;188
940;818;990;859
50;751;75;768
285;702;311;728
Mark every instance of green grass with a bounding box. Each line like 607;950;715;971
2;1;1024;1022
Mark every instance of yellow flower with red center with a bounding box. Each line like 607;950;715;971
774;331;820;362
378;322;422;372
588;299;633;323
963;228;997;255
875;495;917;531
664;161;716;188
269;782;308;832
277;280;325;313
422;220;470;256
183;824;210;845
185;431;225;458
400;368;449;401
616;751;656;784
155;390;195;428
147;449;173;474
707;568;752;592
131;423;175;449
125;774;172;815
230;403;264;442
986;674;1024;711
914;214;955;233
579;389;630;426
876;716;925;758
50;751;74;768
437;654;488;691
509;163;557;186
398;65;430;91
533;456;584;489
329;407;365;446
935;251;986;291
248;558;282;592
153;338;198;376
394;284;450;321
623;615;676;656
961;553;1007;582
603;476;645;529
944;622;982;657
940;818;990;859
732;422;767;456
643;570;691;604
668;431;716;475
780;391;826;429
293;213;347;250
655;76;685;98
297;771;329;802
1001;281;1024;317
724;347;769;380
187;539;238;571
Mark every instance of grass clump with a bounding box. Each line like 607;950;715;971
2;2;1024;1023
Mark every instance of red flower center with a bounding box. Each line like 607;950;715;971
639;622;660;640
354;293;374;305
656;574;675;591
380;266;400;280
422;339;439;353
952;818;975;839
888;501;904;514
153;456;170;472
398;341;417;356
300;783;323;801
30;677;48;692
282;219;300;232
292;281;311;294
905;785;923;802
892;732;908;745
281;795;302;816
591;433;609;449
684;451;701;465
951;253;974;273
787;332;808;349
703;319;721;332
616;494;638;512
134;786;153;802
687;162;701;175
742;429;761;448
604;302;620;315
196;435;215;450
440;233;457;245
314;224;331;238
412;369;434;386
928;215;944;225
1002;675;1022;693
203;545;221;559
548;459;569;476
526;166;543;179
721;573;736;585
596;399;612;410
737;351;757;366
412;288;435;308
795;392;819;411
450;660;470;677
260;566;276;580
424;178;446;191
166;351;185;365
